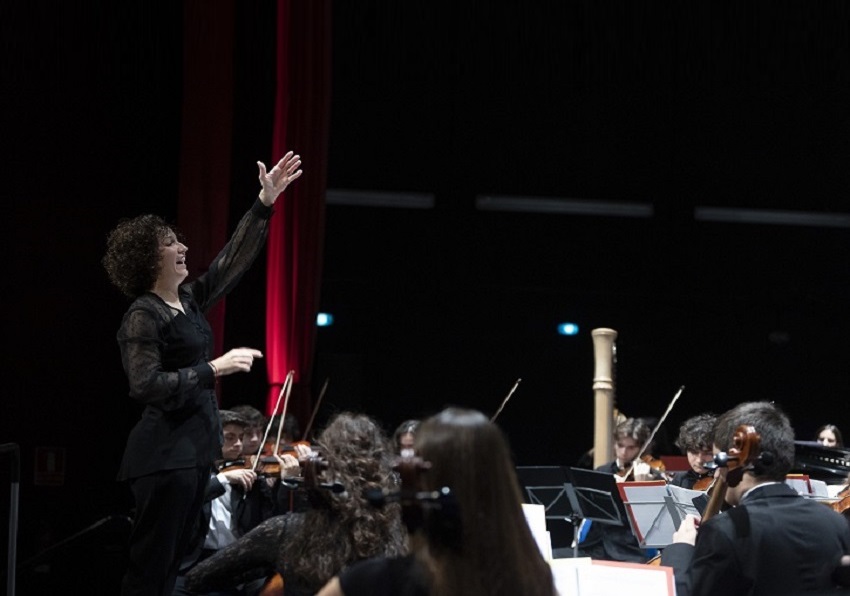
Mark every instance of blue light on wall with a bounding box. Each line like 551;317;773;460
317;313;334;327
557;322;579;336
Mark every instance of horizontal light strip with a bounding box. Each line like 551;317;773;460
694;207;850;229
326;189;435;209
475;195;653;218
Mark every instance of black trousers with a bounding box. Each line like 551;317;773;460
121;467;209;596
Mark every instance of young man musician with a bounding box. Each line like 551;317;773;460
669;413;716;490
578;418;654;562
230;404;266;458
662;401;850;596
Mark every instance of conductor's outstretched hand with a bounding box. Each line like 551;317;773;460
258;151;303;206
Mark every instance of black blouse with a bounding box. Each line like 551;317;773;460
117;199;272;480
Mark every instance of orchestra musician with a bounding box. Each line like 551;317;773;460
392;419;420;456
669;413;717;490
316;407;557;596
816;424;844;449
578;417;655;563
174;410;281;595
661;401;850;596
184;412;406;596
230;404;267;458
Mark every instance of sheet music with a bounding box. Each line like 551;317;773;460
549;558;675;596
618;481;704;548
667;483;704;518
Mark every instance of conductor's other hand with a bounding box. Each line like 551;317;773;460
672;514;699;546
258;151;303;206
211;348;263;377
222;468;257;491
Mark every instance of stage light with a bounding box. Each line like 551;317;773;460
317;313;334;327
558;322;579;336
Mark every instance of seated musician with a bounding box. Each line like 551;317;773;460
392;419;420;456
184;412;406;596
669;413;716;490
174;410;282;595
315;407;557;596
661;401;850;596
230;404;267;457
579;417;654;563
816;423;844;448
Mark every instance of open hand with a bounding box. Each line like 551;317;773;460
258;151;303;206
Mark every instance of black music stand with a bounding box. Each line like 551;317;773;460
516;466;627;558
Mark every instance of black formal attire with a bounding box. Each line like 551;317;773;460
670;469;712;490
577;461;648;563
338;555;429;596
185;514;315;596
117;200;273;596
174;470;277;595
661;483;850;596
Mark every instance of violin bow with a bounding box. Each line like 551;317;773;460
624;384;685;480
301;377;329;442
491;378;522;422
273;371;297;455
253;370;295;472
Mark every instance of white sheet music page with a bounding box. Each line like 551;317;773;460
666;483;704;519
618;481;704;548
578;560;675;596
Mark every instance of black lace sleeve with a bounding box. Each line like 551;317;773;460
188;199;273;313
117;304;214;410
185;514;292;592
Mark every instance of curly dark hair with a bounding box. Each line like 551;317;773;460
281;412;406;588
102;214;177;298
674;413;717;454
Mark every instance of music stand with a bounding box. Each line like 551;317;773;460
517;466;628;558
616;481;703;548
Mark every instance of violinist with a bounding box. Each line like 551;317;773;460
174;410;286;595
184;412;406;596
662;401;850;596
231;404;267;457
669;413;716;490
316;407;556;596
579;418;654;563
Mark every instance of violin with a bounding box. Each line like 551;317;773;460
829;484;850;517
616;454;668;481
218;455;283;477
692;474;714;492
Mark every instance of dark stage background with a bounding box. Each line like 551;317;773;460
4;1;850;590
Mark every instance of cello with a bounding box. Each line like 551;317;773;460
647;425;758;565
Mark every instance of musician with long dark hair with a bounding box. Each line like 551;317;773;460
316;407;556;596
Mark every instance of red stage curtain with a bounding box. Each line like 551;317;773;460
265;0;331;428
177;0;235;402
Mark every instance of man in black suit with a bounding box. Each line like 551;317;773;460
662;401;850;596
